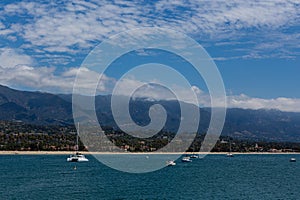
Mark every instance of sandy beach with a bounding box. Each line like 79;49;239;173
0;151;299;155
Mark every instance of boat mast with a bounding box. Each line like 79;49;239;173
76;122;79;153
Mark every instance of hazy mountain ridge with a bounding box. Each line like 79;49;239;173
0;85;73;125
1;85;300;142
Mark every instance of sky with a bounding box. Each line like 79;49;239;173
0;0;300;111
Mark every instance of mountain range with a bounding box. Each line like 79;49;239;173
1;85;300;142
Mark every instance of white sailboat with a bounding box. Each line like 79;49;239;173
67;123;88;162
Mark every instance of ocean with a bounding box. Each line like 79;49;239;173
0;154;299;200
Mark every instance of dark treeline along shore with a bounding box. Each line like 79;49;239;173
0;120;300;152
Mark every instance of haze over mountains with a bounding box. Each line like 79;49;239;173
1;85;300;142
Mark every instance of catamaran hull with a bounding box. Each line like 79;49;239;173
67;158;88;162
67;156;89;162
67;158;78;162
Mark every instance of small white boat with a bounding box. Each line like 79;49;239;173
67;123;89;162
181;156;192;162
290;158;296;162
166;160;176;166
226;153;234;157
190;154;199;159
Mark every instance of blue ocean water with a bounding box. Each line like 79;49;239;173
0;154;299;200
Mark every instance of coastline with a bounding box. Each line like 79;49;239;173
0;151;299;155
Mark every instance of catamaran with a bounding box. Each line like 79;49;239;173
67;123;88;162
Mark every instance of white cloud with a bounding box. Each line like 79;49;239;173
225;94;300;112
0;29;13;36
4;1;142;54
187;92;300;112
0;21;14;35
0;64;114;94
109;78;300;112
0;58;299;112
0;22;5;29
1;0;299;60
0;48;34;68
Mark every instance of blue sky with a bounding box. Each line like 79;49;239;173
0;0;299;111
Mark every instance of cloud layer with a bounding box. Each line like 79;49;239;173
0;48;299;112
0;0;299;64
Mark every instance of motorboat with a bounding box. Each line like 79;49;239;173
226;153;234;157
190;154;199;159
290;158;296;162
166;160;176;166
181;156;192;162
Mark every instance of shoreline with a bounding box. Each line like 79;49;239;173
0;151;299;155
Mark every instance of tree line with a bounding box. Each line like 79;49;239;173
0;121;299;152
